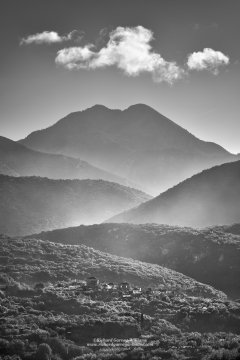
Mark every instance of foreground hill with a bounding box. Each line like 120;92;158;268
19;104;237;195
109;160;240;228
1;235;240;360
0;235;222;298
0;135;129;186
0;175;150;236
33;223;240;298
0;236;240;360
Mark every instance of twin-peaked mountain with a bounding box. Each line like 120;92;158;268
19;104;237;195
109;160;240;228
0;174;150;236
0;136;130;186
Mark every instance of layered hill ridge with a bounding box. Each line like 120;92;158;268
108;160;240;228
0;136;131;186
0;174;150;236
32;223;240;297
2;235;240;356
0;235;225;300
19;104;237;195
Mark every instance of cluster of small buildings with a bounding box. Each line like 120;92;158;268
37;276;179;302
53;276;155;300
85;276;152;297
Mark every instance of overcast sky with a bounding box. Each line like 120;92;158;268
1;0;240;153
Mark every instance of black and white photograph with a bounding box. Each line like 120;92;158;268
0;1;240;359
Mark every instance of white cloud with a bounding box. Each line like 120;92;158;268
55;45;94;70
55;26;184;84
20;30;83;45
187;48;229;74
26;28;229;83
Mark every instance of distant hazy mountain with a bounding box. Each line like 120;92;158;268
1;235;225;299
20;104;238;195
109;160;240;228
33;223;240;298
0;136;131;186
0;175;150;236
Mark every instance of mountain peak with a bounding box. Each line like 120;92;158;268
126;103;157;112
19;104;236;195
65;104;122;119
87;104;111;111
76;103;157;115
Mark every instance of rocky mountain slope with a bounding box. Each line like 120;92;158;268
0;175;150;236
19;104;238;195
109;160;240;228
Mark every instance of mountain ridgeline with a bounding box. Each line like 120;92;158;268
0;136;131;186
0;174;150;236
109;160;240;228
19;104;237;195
